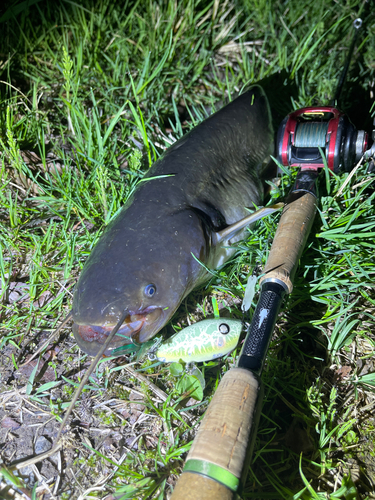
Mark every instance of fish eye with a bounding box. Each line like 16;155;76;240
144;284;157;297
219;323;230;334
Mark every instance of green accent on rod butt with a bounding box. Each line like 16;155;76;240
183;459;239;492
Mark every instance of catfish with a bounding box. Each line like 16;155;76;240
72;86;278;356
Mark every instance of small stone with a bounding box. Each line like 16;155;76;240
35;436;51;455
1;417;21;429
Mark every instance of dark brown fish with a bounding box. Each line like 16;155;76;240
72;86;276;356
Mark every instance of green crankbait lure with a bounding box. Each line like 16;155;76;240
150;318;243;364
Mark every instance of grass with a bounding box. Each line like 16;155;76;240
0;0;374;498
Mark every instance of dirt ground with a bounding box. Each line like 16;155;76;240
0;323;173;499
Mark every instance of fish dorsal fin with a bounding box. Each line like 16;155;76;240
212;203;284;246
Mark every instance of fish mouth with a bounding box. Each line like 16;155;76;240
72;307;165;357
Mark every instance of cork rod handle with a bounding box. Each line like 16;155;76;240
170;368;261;500
260;192;317;292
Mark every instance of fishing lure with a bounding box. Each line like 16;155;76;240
149;318;243;364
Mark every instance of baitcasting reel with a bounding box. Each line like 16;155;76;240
277;17;374;174
276;106;372;173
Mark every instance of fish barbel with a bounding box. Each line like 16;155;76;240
72;86;278;356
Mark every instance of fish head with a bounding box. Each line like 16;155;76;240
72;206;206;356
72;267;183;356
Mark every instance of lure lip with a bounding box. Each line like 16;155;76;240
72;305;166;356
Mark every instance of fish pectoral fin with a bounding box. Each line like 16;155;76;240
212;202;284;246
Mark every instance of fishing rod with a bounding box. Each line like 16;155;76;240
171;17;374;500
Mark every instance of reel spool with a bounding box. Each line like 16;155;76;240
277;106;368;173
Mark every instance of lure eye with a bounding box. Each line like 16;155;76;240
219;323;230;335
144;284;157;297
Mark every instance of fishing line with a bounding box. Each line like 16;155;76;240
55;308;129;444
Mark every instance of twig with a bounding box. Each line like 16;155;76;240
0;80;32;106
279;15;298;45
123;364;169;402
19;311;73;367
12;442;63;470
53;450;62;496
77;451;129;500
12;311;129;471
55;309;130;444
32;465;57;500
334;156;364;198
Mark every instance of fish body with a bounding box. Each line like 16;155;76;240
72;86;275;356
154;319;243;363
